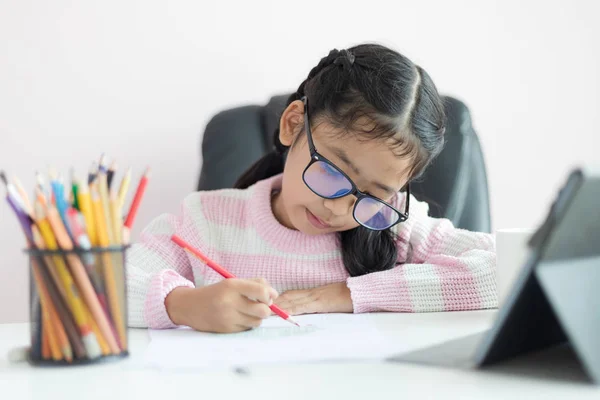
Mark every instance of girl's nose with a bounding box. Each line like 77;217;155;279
323;196;356;217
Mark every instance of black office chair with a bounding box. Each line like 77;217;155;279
198;94;491;232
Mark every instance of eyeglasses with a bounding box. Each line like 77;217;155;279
301;96;409;231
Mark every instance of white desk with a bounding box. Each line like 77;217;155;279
1;310;598;400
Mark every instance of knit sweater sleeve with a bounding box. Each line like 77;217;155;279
346;194;497;313
126;194;209;329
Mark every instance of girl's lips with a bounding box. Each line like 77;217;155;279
306;208;331;229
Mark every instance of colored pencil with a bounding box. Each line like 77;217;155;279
12;176;34;217
117;168;131;210
41;323;50;360
0;171;28;216
107;161;117;190
76;180;97;246
109;191;122;245
97;172;115;245
71;169;80;210
98;154;109;173
38;279;62;361
88;162;98;185
171;235;300;327
49;170;72;239
123;167;150;244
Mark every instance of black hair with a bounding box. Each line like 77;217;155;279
235;44;446;277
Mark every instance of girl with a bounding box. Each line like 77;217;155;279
127;44;497;333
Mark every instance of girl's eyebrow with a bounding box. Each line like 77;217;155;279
326;145;397;196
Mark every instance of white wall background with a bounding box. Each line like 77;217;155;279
1;0;598;323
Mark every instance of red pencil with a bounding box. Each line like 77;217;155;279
170;234;300;327
122;167;150;244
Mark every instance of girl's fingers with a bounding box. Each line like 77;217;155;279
239;297;272;319
234;279;278;304
248;278;279;300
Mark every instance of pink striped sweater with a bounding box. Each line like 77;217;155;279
126;174;497;329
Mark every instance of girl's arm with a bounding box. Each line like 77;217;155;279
126;195;209;329
346;194;497;313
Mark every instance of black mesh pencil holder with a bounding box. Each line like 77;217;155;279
26;246;130;365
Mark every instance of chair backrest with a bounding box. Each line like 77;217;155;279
198;95;491;232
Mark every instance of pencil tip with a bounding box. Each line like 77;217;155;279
99;154;108;168
48;167;57;181
144;166;151;177
0;170;7;186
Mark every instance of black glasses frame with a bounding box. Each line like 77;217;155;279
300;96;410;231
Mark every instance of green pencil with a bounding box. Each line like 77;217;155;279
71;168;80;210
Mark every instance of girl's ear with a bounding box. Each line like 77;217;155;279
279;100;305;147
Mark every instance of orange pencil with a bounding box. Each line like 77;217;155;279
41;324;50;360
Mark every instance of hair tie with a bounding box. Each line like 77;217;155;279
333;49;355;71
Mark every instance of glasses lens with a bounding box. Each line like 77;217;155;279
354;197;400;230
304;160;353;199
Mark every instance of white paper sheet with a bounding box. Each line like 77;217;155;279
144;313;396;369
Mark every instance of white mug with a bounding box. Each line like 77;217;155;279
495;228;536;307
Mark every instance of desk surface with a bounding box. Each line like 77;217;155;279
1;310;598;400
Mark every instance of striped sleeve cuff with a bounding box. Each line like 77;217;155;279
144;269;195;329
346;268;413;313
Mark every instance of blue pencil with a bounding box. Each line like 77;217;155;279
49;172;73;240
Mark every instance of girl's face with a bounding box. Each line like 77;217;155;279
273;100;412;235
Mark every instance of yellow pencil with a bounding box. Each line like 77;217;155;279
77;180;97;246
98;167;115;245
34;203;102;359
109;191;122;245
91;185;127;350
109;189;126;344
117;168;131;210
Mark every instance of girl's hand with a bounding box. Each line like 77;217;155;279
274;282;353;315
165;278;278;333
